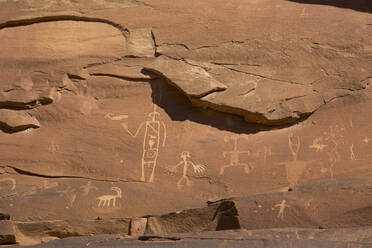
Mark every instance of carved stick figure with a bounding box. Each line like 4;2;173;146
168;151;206;188
123;105;166;183
274;200;290;221
220;136;252;175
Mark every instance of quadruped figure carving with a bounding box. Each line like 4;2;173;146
123;105;166;183
220;135;253;175
96;187;122;208
168;151;206;188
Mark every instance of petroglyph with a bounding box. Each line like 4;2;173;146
123;105;166;183
168;151;206;188
274;200;290;221
43;180;59;190
48;140;59;153
80;181;98;196
66;193;77;208
263;145;272;163
105;113;129;121
220;135;253;175
324;125;345;178
277;133;312;188
0;177;16;190
96;187;122;208
363;137;371;144
309;137;327;152
350;144;356;161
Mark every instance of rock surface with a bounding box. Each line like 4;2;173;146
0;0;371;246
23;228;372;248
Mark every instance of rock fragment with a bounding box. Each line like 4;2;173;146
0;109;40;132
0;220;16;245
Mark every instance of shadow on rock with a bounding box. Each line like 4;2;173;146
287;0;372;13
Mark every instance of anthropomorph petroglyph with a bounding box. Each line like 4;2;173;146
220;135;253;175
122;105;166;183
168;151;206;188
0;178;16;190
274;200;290;221
96;187;122;208
277;133;312;188
324;125;345;178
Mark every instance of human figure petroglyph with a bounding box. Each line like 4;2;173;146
96;187;122;208
122;105;166;183
324;125;345;178
220;136;253;175
274;200;290;221
0;178;16;190
168;151;206;188
277;133;312;188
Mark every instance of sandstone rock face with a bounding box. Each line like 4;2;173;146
0;0;371;246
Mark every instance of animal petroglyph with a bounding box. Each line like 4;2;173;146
43;180;59;190
363;137;371;144
274;200;290;221
168;151;206;188
309;137;327;152
123;105;166;183
220;136;253;175
277;133;312;188
105;113;129;121
0;178;16;190
80;181;98;196
96;187;122;208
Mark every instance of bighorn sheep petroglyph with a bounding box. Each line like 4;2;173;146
96;187;122;208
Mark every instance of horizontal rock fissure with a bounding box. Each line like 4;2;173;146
138;235;181;241
0;98;53;110
89;73;153;82
0;15;129;39
219;65;305;86
0;122;39;133
1;165;144;183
